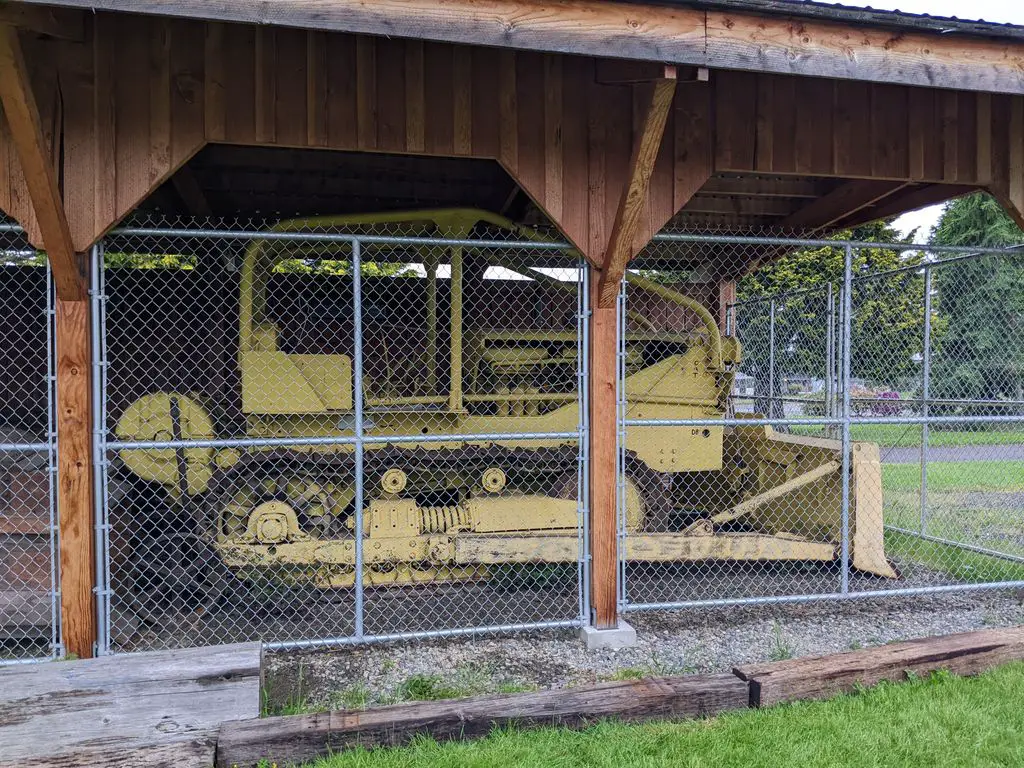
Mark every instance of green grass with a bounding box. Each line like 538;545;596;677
880;459;1024;582
884;530;1024;584
882;460;1024;493
301;664;1024;768
791;423;1024;448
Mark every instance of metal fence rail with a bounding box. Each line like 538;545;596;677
622;235;1024;613
94;215;587;653
0;233;60;663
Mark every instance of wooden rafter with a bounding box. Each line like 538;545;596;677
171;165;213;218
780;180;908;233
0;24;83;299
839;183;976;229
596;70;677;308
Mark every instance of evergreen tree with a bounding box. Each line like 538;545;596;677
929;193;1024;404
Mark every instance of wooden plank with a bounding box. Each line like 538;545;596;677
673;81;712;211
375;37;406;152
0;25;83;299
753;75;773;173
976;92;992;186
833;80;872;178
355;35;376;151
542;54;563;225
0;642;261;766
148;18;172;187
713;70;757;173
204;22;226;142
470;45;500;158
598;72;677;307
304;30;328;147
589;275;617;630
254;27;277;144
452;45;472;156
218;672;748;768
325;32;357;149
404;39;425;153
736;626;1024;708
274;27;307;147
170;19;206;166
1004;96;1024;229
54;297;94;658
498;50;518;173
941;90;959;182
781;179;906;232
37;0;1024;95
57;15;96;255
514;51;546;207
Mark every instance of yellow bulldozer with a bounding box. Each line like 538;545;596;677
114;208;894;594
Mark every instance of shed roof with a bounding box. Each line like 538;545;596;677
680;1;1024;40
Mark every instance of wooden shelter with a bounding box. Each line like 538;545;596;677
1;0;1023;657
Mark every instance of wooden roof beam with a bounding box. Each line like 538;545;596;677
19;0;1024;95
170;165;213;218
837;184;976;229
0;25;84;299
596;68;677;308
0;5;84;40
779;180;908;233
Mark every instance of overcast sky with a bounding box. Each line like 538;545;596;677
829;1;1024;240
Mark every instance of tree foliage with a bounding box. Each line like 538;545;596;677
737;220;925;388
929;193;1024;403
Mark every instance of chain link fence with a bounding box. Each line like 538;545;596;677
0;227;60;663
622;234;1024;614
95;213;587;652
6;213;1022;657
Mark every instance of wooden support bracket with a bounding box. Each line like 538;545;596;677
0;24;84;300
596;68;677;309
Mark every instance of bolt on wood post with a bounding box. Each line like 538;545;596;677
588;269;619;630
55;291;97;658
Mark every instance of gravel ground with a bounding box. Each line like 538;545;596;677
263;588;1024;712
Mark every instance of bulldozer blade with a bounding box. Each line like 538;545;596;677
725;426;896;579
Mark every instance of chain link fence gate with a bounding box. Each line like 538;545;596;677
94;215;587;653
620;233;1024;614
0;227;60;663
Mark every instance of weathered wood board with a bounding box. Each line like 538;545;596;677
0;642;261;768
217;673;748;768
735;626;1024;707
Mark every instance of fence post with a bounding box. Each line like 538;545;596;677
352;239;365;639
825;282;835;436
768;298;777;419
919;264;932;534
839;245;853;595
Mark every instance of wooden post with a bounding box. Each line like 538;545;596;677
0;25;96;657
588;70;677;631
56;295;96;658
717;278;736;333
588;270;618;629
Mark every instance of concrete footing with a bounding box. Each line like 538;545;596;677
579;620;637;650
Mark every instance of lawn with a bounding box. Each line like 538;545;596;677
882;460;1024;493
790;422;1024;448
301;663;1024;768
881;460;1024;582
